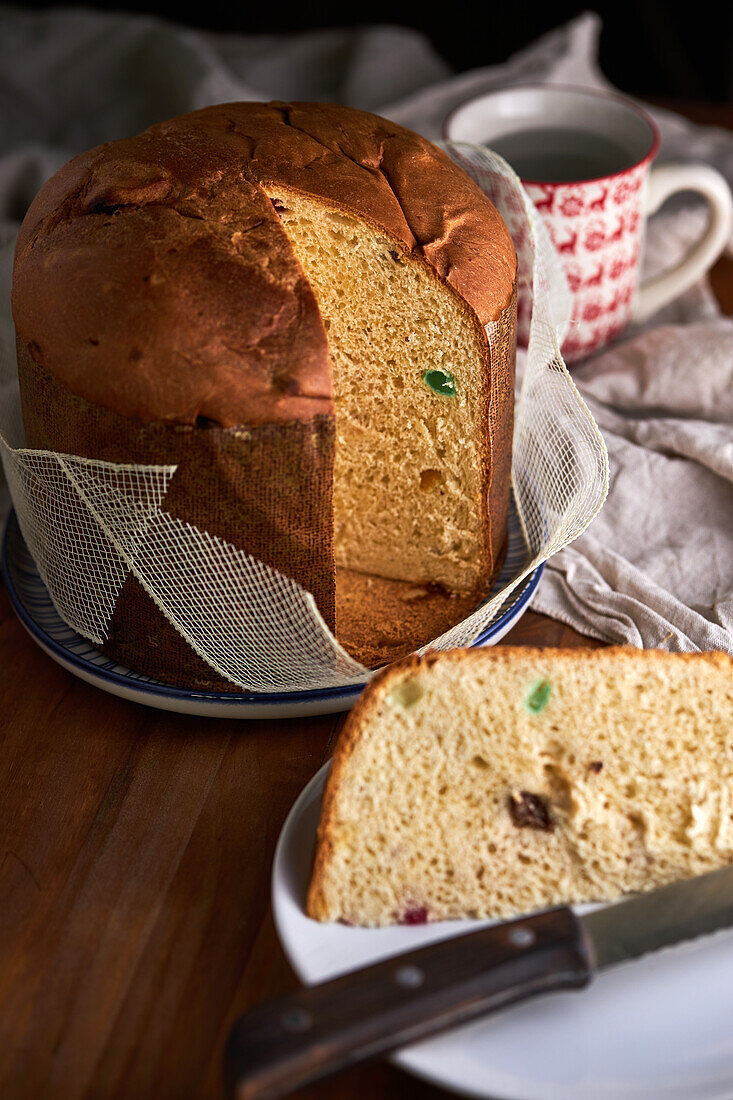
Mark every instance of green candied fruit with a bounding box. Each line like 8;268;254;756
389;679;424;709
526;679;552;715
424;368;457;397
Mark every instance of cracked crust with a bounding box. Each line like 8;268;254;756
12;100;516;429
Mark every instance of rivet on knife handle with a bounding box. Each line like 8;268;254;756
224;907;595;1100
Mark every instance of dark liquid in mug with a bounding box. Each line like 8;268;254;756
490;127;634;182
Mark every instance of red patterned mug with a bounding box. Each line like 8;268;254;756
445;85;733;361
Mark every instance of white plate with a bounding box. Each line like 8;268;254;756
1;497;542;719
273;763;733;1100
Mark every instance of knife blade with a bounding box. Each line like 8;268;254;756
224;863;733;1100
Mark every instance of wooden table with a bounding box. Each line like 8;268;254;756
2;101;732;1100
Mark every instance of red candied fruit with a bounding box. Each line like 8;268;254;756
401;907;429;925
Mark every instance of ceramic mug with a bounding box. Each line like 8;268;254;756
444;85;733;361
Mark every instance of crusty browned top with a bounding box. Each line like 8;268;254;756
12;101;517;428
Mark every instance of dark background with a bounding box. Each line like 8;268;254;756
18;0;733;104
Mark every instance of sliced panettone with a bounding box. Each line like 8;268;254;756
12;101;517;688
308;647;733;926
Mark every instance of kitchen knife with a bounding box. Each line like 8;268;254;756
224;863;733;1100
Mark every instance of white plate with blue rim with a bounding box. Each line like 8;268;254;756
1;496;543;719
273;762;733;1100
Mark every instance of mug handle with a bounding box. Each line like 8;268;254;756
634;163;733;322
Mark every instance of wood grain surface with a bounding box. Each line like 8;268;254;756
1;99;731;1100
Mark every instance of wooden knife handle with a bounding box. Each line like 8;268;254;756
224;907;595;1100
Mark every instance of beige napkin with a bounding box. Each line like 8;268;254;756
522;195;733;653
0;6;730;653
533;313;733;651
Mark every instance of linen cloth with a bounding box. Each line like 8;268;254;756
0;6;730;653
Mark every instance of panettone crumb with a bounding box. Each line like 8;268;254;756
266;187;488;594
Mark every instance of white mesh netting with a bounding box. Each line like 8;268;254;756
0;145;609;693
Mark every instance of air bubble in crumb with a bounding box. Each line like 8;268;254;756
419;469;444;492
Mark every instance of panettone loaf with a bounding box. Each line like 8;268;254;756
308;647;733;925
12;102;517;689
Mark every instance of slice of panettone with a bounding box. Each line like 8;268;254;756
308;646;733;926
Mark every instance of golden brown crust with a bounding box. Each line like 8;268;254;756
12;100;516;430
306;646;733;919
13;156;332;429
